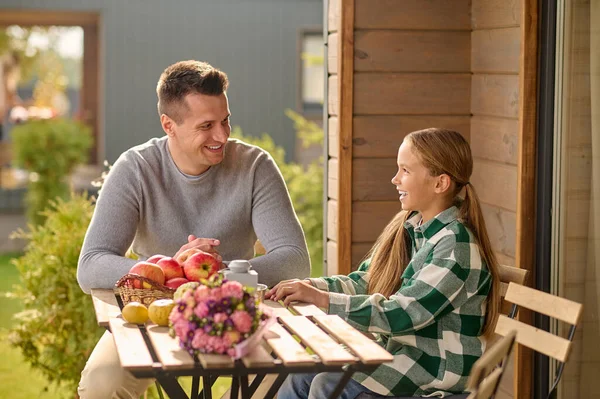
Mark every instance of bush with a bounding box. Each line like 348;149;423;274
12;118;92;225
231;110;324;272
8;192;102;394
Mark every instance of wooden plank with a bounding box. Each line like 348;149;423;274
328;117;339;158
470;116;519;165
472;28;521;74
327;200;338;241
289;302;327;317
354;116;471;158
0;9;99;26
82;23;100;164
480;204;517;259
145;324;195;370
328;33;338;74
355;0;471;30
498;264;529;286
471;74;520;119
328;75;339;116
354;73;471;115
263;300;294;319
495;315;572;363
279;316;356;365
241;344;275;368
352;201;400;243
91;289;121;328
352;243;372;270
514;0;538;395
467;331;516;388
353;158;400;201
264;323;316;366
472;0;522;29
108;317;154;372
505;283;583;325
472;159;518;212
314;315;393;364
197;353;234;369
354;30;470;73
336;0;355;277
328;0;340;32
326;240;338;276
328;158;338;200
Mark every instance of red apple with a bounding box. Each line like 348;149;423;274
156;257;184;281
129;261;165;288
175;248;202;264
147;254;167;264
165;277;190;289
183;251;222;282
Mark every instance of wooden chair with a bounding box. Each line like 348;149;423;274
465;331;517;399
497;264;529;314
495;282;583;399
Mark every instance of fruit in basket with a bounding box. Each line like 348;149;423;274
165;277;189;289
122;302;149;324
147;254;167;264
129;261;166;288
156;257;185;280
175;248;202;264
173;281;201;300
183;251;222;281
148;299;176;326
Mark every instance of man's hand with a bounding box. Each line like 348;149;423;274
265;279;329;308
174;235;221;262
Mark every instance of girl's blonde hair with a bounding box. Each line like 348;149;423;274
367;128;500;337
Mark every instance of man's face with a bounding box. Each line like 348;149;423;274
163;92;231;175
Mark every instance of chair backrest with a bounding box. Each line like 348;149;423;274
497;264;529;314
495;282;583;398
466;331;516;399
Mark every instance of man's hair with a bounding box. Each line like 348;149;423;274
156;60;229;124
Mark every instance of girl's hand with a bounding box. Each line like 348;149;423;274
265;279;329;308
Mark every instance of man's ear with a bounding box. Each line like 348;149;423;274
160;114;175;136
434;174;452;194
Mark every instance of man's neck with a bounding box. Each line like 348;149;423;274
167;139;210;176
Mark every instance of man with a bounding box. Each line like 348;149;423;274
77;60;310;398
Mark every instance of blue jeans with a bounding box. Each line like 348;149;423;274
278;372;379;399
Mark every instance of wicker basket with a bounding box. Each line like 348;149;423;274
115;273;175;306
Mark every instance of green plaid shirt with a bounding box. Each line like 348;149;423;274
309;206;491;397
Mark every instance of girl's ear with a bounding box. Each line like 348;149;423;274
434;174;452;194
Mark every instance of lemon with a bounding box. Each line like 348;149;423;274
148;299;176;326
122;302;149;324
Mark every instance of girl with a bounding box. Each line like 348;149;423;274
266;128;500;398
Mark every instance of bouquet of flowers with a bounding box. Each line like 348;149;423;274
169;274;274;359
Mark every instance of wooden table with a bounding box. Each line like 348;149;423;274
91;289;393;399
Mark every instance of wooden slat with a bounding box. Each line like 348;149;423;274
91;289;121;328
495;315;572;363
328;75;339;116
279;316;356;365
108;317;154;372
472;28;520;74
470;368;504;399
352;201;400;242
354;30;470;73
353;116;471;158
289;302;327;317
468;331;516;389
82;24;100;164
471;159;518;212
470;116;519;165
145;325;195;370
505;283;583;325
354;73;471;115
328;0;340;32
353;158;400;201
327;200;338;241
355;0;471;30
197;353;234;369
336;0;355;277
480;204;517;259
514;0;538;396
326;240;338;276
263;300;294;319
314;315;393;364
471;74;520;119
242;344;275;368
328;117;339;158
472;0;522;29
498;264;529;286
351;243;372;270
328;158;338;200
328;33;338;74
264;323;315;366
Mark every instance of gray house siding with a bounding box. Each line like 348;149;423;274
1;0;322;162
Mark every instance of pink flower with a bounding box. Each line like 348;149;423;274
194;303;209;318
191;329;208;349
221;281;244;300
169;308;183;324
173;319;190;340
214;312;228;324
209;287;223;301
231;310;253;333
224;330;241;346
208;336;229;354
194;285;210;302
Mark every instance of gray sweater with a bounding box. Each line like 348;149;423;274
77;137;310;293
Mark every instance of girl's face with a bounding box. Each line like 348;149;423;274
391;140;439;216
